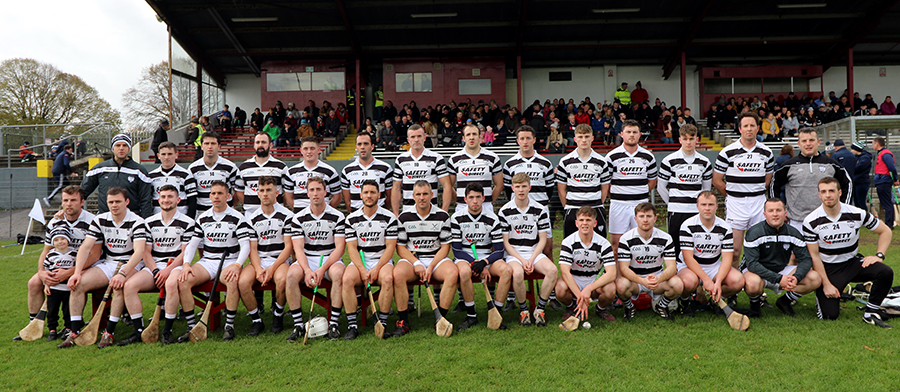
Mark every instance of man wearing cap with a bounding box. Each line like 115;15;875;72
150;119;171;164
614;82;631;106
831;139;856;177
850;142;873;210
81;133;153;218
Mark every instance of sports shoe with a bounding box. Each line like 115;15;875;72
343;327;360;340
456;317;479;331
534;309;547;327
775;295;797;317
548;298;564;311
654;301;674;321
41;197;50;207
161;331;175;345
519;310;532;327
177;331;192;343
863;310;893;329
501;300;516;313
247;321;265;337
116;332;142;346
407;301;416;313
270;314;284;334
57;332;78;348
327;324;340;340
12;335;22;341
679;298;695;318
623;304;636;321
749;301;762;318
222;325;235;341
392;320;410;337
452;301;466;313
61;328;72;341
98;331;115;348
286;325;305;342
596;308;616;322
47;330;59;342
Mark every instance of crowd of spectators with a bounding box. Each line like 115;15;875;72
246;100;350;147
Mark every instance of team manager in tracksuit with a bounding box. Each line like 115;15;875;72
80;133;153;218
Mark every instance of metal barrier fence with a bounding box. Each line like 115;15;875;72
1;122;118;164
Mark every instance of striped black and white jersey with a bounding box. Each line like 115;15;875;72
85;210;148;264
503;152;555;204
44;210;95;249
447;148;502;204
284;161;341;210
291;205;345;258
657;150;714;213
144;211;194;264
498;199;551;255
802;203;880;264
345;206;399;267
340;158;394;210
606;145;658;202
188;156;238;212
555;150;612;209
679;215;733;265
714;141;775;198
148;164;197;215
450;209;503;260
246;204;293;263
559;232;615;277
617;227;676;276
192;207;254;265
397;206;452;259
44;248;78;272
392;149;449;207
235;156;289;213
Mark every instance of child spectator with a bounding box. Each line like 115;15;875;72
43;227;78;341
483;126;495;146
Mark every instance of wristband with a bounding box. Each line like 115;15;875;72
117;271;127;277
152;268;160;277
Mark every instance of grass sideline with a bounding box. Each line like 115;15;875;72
1;229;898;391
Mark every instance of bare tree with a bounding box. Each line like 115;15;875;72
121;61;198;134
0;58;119;126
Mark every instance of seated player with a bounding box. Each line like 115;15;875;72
554;206;617;322
238;176;293;337
451;183;510;331
676;191;745;317
615;202;683;321
286;176;346;341
392;180;457;337
742;198;821;317
43;227;78;341
342;180;399;340
165;180;253;342
498;173;558;327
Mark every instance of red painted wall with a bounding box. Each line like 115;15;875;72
260;60;347;111
382;58;506;108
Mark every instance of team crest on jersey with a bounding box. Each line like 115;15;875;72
819;166;827;173
128;176;135;183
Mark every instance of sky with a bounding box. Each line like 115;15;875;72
0;0;168;111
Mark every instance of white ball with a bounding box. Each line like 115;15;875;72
582;321;591;329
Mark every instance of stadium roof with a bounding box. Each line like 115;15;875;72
146;0;900;85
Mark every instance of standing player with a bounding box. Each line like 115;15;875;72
342;180;399;340
284;136;341;211
238;176;294;337
148;142;197;216
742;198;820;317
285;176;346;340
657;124;713;264
187;132;238;218
234;133;289;214
606;120;658;260
448;124;502;213
451;183;511;330
341;132;393;213
556;124;611;239
502;125;555;257
676;191;744;317
804;177;894;327
392;124;452;216
615;202;683;321
392;181;457;337
167;180;254;341
60;188;148;348
712;112;775;266
554;206;618;322
498;173;558;327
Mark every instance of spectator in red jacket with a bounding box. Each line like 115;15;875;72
631;81;649;106
574;107;590;125
880;96;896;115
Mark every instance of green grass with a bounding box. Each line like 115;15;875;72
1;228;899;391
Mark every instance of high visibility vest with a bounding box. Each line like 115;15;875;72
375;90;384;107
347;90;356;106
614;88;631;106
193;124;205;147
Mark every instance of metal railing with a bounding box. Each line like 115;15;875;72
814;115;900;147
5;123;117;167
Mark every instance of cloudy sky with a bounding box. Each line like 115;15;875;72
0;0;168;111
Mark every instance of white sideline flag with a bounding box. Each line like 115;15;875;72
28;199;45;225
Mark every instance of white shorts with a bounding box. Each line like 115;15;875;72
634;270;664;299
572;275;598;292
262;256;292;270
306;258;335;282
725;196;765;231
92;260;139;281
787;219;804;233
400;257;452;271
505;251;551;267
609;201;643;235
140;261;170;276
677;261;723;282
